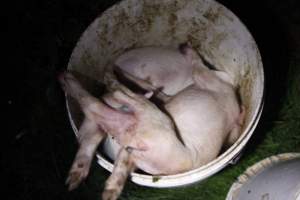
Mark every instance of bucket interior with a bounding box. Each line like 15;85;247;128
66;0;264;187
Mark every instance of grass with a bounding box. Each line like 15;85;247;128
6;0;300;199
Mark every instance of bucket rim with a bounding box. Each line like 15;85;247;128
65;0;265;188
225;152;300;200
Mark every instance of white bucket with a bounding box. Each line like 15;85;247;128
226;153;300;200
66;0;264;187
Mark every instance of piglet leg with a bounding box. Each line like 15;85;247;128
58;72;101;112
225;106;246;147
59;72;136;197
66;119;105;190
102;147;135;200
58;72;107;189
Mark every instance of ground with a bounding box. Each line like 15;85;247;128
5;0;300;199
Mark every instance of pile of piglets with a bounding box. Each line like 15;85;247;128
58;43;244;200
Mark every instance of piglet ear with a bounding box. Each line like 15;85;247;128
178;42;197;62
178;42;206;69
178;42;192;55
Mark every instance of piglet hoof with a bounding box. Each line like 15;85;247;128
178;42;192;55
102;189;119;200
65;156;91;191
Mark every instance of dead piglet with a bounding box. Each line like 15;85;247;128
115;43;203;98
101;73;193;175
59;72;192;200
164;67;244;167
115;44;244;166
58;72;135;199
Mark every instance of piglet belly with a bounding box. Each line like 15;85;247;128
165;87;229;166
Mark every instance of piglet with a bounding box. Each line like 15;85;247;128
164;67;244;167
114;43;204;100
59;72;192;200
108;60;244;169
110;44;244;162
59;44;244;200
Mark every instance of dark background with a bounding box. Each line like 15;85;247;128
5;0;300;199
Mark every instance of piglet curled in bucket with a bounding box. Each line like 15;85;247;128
58;44;245;200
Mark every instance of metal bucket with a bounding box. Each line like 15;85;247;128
66;0;264;187
226;153;300;200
